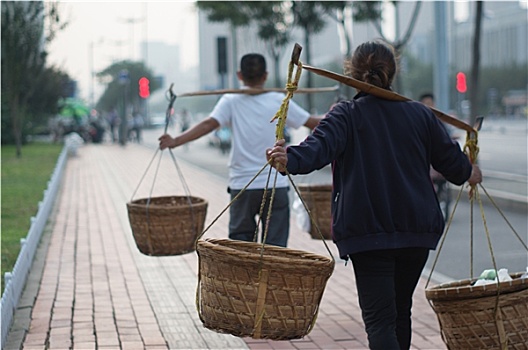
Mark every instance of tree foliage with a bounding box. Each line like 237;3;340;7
1;1;69;155
197;1;253;27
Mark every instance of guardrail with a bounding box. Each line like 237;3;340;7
1;146;68;349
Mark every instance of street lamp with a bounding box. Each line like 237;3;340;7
119;16;144;60
89;38;104;108
89;39;126;108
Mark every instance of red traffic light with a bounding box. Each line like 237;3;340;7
456;72;467;93
138;77;150;98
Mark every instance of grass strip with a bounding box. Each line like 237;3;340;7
1;142;63;292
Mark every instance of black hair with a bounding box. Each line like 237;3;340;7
344;40;397;90
240;54;266;84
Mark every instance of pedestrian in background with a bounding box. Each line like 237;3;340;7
266;41;482;349
159;53;323;247
107;108;120;143
418;92;435;109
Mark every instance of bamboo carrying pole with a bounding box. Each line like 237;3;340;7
177;85;339;97
289;43;477;134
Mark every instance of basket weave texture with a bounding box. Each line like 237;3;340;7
298;184;332;240
127;195;207;256
425;272;528;349
196;238;335;340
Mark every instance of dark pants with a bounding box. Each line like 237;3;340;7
349;248;429;350
228;188;289;247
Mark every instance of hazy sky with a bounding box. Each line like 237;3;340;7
47;1;199;102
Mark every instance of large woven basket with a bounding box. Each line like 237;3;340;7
425;272;528;349
298;184;332;240
196;238;335;340
127;195;207;256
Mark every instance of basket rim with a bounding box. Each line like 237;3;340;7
425;272;528;301
197;238;334;268
127;195;208;209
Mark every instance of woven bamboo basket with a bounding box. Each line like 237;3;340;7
196;238;335;340
298;184;332;240
425;272;528;349
127;195;208;256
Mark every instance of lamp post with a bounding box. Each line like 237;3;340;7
89;38;104;108
119;16;144;60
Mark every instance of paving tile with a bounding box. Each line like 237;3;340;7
72;341;97;350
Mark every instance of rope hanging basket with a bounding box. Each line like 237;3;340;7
127;195;208;256
196;238;334;340
127;84;208;256
425;273;528;349
297;184;333;240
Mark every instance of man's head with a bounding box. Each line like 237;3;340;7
238;53;267;87
419;93;435;107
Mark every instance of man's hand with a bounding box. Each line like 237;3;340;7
266;139;288;172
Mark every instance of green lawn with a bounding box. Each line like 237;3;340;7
1;142;63;293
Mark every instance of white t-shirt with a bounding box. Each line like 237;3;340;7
211;89;310;190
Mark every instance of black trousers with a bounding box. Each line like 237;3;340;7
349;247;429;350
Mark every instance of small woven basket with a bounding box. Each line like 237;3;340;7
127;195;208;256
196;238;335;340
298;184;332;240
425;272;528;349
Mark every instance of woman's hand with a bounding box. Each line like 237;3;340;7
266;139;288;172
467;164;482;186
158;134;177;150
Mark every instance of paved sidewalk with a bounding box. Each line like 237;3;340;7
5;143;446;350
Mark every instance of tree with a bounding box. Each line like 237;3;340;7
289;1;330;112
251;2;292;87
363;1;423;93
321;2;383;99
96;61;160;113
96;60;161;145
1;1;66;156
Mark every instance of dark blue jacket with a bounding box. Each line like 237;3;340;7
286;93;472;259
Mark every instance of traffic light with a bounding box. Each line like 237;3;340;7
138;77;150;98
456;72;467;93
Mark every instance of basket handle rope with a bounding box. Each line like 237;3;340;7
129;84;200;253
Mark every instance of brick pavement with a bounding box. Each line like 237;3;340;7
5;143;447;349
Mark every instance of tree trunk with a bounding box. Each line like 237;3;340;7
469;1;483;127
10;96;23;158
273;53;281;88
